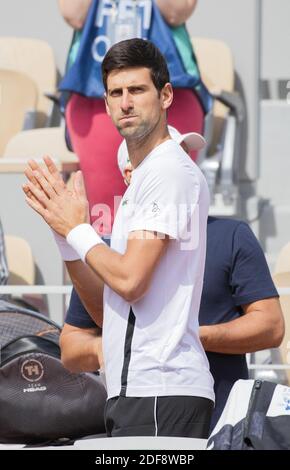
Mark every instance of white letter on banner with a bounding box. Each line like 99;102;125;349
91;35;111;62
138;0;152;30
96;0;114;27
119;0;134;19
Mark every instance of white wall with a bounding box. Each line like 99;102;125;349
261;0;290;80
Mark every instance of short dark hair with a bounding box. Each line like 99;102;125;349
102;38;170;93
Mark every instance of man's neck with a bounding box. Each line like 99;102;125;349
126;123;171;169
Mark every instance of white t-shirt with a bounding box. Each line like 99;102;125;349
103;139;214;402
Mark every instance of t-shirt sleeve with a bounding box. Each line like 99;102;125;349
129;163;199;240
65;287;97;329
230;222;279;306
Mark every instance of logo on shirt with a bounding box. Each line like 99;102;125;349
122;198;129;206
151;202;160;214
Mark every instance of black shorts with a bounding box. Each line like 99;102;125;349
104;395;214;438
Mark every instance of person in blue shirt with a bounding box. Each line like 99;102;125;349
198;216;284;429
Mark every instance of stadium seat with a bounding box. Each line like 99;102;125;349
192;37;245;214
3;127;79;175
0;37;57;127
0;69;37;155
2;234;49;313
4;235;35;286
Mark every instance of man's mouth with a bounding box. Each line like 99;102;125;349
119;115;138;122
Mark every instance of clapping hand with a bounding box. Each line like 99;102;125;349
22;156;90;238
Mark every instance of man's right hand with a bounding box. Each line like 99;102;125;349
23;156;90;238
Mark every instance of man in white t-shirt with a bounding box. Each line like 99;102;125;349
23;38;214;438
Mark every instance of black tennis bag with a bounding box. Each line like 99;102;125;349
0;300;107;444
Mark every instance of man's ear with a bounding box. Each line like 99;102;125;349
104;93;111;116
160;83;173;111
181;142;190;155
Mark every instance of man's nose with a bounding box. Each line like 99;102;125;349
120;90;133;112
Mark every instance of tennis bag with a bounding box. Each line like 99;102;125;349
0;300;107;444
208;379;290;450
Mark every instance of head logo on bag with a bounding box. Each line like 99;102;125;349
21;359;44;383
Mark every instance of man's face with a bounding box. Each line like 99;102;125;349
105;67;172;141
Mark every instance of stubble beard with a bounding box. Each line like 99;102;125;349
117;121;152;141
117;117;160;146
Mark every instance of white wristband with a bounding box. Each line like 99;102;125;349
51;230;80;262
66;224;105;262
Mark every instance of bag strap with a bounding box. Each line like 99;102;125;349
0;299;62;331
243;379;276;449
0;335;61;367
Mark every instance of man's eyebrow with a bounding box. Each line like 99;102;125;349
128;84;148;89
107;87;119;94
108;84;149;94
